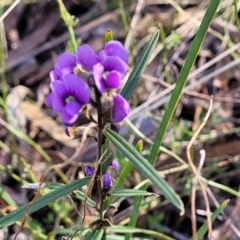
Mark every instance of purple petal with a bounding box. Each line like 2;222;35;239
112;160;119;170
45;93;53;107
61;108;78;126
51;80;66;98
55;53;76;76
103;171;113;189
105;70;122;89
52;94;65;113
104;40;128;63
101;56;128;75
76;44;98;70
65;128;70;137
50;82;67;113
98;50;107;62
65;101;82;116
111;124;119;133
93;63;106;93
63;74;91;104
113;94;130;122
83;165;95;176
50;70;60;82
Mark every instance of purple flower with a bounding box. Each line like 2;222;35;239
83;164;95;176
103;171;113;189
98;40;128;63
93;63;123;93
76;44;99;71
54;45;98;78
93;41;128;94
47;74;91;126
93;59;128;94
113;94;130;123
112;160;119;170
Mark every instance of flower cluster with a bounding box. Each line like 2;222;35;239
46;41;130;128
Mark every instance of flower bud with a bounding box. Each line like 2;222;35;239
112;159;119;170
83;164;95;176
103;171;113;189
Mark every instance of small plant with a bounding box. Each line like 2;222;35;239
0;0;224;239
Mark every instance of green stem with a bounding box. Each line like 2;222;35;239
68;26;78;52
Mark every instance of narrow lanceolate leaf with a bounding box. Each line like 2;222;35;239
0;177;90;228
75;191;96;207
47;182;96;207
86;228;104;240
104;129;184;214
121;31;159;100
105;28;113;43
108;225;174;240
111;188;157;197
195;199;229;240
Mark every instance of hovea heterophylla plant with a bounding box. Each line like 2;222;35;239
0;0;222;238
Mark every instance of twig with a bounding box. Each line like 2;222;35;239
186;96;213;240
124;0;145;50
0;0;20;23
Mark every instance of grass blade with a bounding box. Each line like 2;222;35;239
125;2;221;238
195;199;229;239
148;0;221;165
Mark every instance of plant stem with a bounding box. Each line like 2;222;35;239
94;87;104;220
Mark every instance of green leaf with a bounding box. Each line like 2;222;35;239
104;129;184;214
75;191;96;207
108;225;174;240
106;236;151;240
47;182;65;189
195;199;229;240
0;184;17;208
0;177;90;228
120;31;159;100
111;188;157;197
233;0;240;31
47;182;96;207
105;140;143;208
105;28;113;43
86;228;104;240
149;0;221;165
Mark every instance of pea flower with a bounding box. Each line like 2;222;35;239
54;45;98;77
112;160;119;170
83;164;95;177
103;171;113;189
113;94;130;123
93;41;128;94
46;74;91;126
